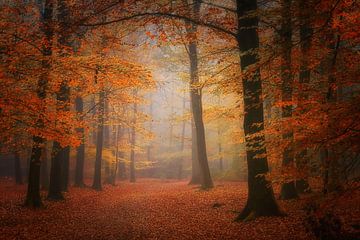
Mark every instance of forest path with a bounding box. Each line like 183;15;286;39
0;179;315;240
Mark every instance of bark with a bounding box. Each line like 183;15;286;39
235;0;281;220
40;146;49;190
74;96;85;187
147;96;153;162
48;141;65;200
178;94;186;180
186;0;213;189
189;113;201;184
49;84;70;198
279;0;298;200
14;152;23;185
111;125;120;185
217;126;223;172
24;0;53;208
296;0;312;194
130;95;137;183
92;85;105;191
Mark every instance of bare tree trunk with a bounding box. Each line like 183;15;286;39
186;0;213;189
130;90;137;183
235;0;281;221
189;116;201;184
178;94;186;179
74;96;85;187
92;82;105;191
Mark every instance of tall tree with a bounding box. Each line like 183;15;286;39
129;90;137;183
48;0;71;198
92;68;105;191
235;0;281;220
74;96;85;187
25;0;54;208
186;0;213;189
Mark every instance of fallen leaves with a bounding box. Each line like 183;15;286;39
1;179;358;240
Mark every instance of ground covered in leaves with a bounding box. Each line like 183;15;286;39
0;178;359;240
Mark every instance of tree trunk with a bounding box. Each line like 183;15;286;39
92;86;105;191
235;0;281;221
186;0;213;189
189;115;201;184
14;152;23;185
130;94;137;183
178;94;186;180
24;0;53;208
40;146;49;190
48;141;65;200
296;0;312;194
279;0;298;200
25;136;44;207
74;96;85;187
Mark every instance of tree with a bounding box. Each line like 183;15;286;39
235;0;281;220
74;96;85;187
25;0;54;208
186;0;213;189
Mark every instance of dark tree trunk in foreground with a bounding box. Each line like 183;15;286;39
296;0;312;194
26;136;45;207
60;146;70;191
40;146;49;190
235;0;281;221
93;87;105;191
279;0;298;200
74;96;85;187
14;152;23;185
186;0;213;189
25;0;53;208
130;95;137;183
48;141;65;200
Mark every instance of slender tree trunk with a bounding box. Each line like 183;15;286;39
48;141;65;200
217;129;223;172
178;94;186;179
189;116;201;184
25;0;53;208
74;96;85;187
296;0;312;194
279;0;298;200
92;84;105;191
14;152;23;185
147;95;153;162
111;125;120;185
40;146;49;190
186;0;213;189
130;93;137;183
235;0;281;221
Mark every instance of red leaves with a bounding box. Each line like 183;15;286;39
4;179;358;240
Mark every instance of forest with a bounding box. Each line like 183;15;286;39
0;0;359;239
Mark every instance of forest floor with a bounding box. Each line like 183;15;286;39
0;178;359;240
